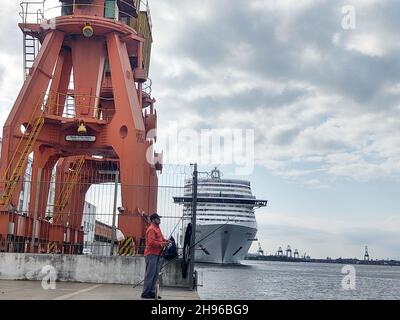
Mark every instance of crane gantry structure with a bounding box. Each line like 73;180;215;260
0;0;162;254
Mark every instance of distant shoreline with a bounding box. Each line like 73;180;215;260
245;255;400;267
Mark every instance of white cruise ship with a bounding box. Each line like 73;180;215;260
174;168;267;264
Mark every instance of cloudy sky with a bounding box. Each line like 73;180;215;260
1;0;400;259
150;0;400;260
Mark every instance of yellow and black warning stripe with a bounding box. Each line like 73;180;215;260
47;242;56;254
118;237;135;256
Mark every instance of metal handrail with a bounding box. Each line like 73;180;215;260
20;1;46;24
19;0;151;28
44;91;115;122
142;77;152;96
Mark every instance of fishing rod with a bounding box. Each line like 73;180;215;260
132;212;185;290
166;213;184;241
162;217;237;271
133;216;237;289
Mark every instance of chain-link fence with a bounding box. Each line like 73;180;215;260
0;160;193;256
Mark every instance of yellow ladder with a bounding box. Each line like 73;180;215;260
53;156;86;223
0;96;47;207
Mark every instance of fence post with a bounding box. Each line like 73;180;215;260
110;171;119;256
189;163;198;289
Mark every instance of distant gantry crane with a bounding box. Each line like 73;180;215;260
275;245;304;259
257;242;264;256
364;246;370;261
286;245;292;258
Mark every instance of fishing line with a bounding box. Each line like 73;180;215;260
132;217;237;289
161;217;237;271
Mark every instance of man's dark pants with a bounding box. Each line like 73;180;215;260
142;254;161;296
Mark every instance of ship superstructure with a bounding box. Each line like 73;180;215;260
175;168;267;264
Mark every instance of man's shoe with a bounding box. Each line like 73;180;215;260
141;293;154;299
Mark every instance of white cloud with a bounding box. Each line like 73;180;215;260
384;83;400;95
302;46;323;63
344;34;385;57
250;0;324;13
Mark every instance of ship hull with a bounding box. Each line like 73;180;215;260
193;224;257;264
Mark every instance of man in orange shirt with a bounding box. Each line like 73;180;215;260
141;213;170;299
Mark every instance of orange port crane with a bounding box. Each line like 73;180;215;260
0;0;162;254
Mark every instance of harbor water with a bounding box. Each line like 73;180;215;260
195;260;400;300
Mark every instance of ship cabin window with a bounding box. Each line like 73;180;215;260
120;16;131;25
60;0;96;15
117;0;138;18
129;56;138;70
105;0;119;20
60;1;73;15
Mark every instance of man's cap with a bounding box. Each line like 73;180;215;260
150;213;161;221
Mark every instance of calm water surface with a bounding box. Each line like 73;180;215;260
195;261;400;300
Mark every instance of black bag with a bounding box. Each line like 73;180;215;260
164;236;178;261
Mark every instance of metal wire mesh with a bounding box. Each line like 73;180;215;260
0;161;193;256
